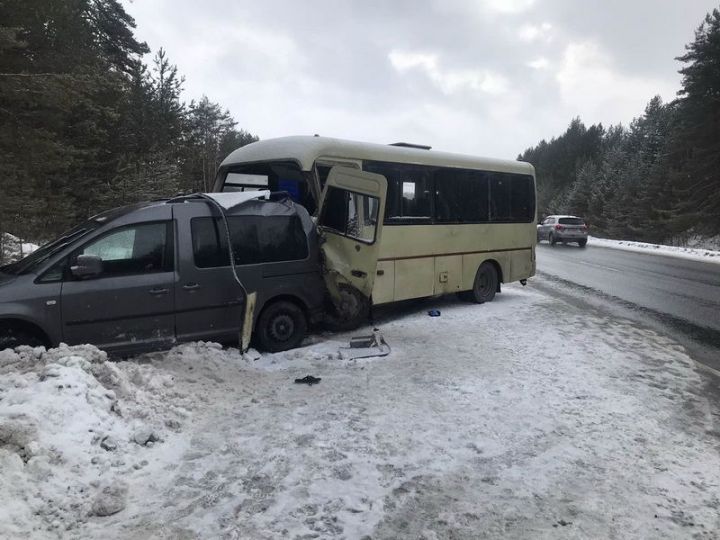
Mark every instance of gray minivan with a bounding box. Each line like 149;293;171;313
0;194;326;354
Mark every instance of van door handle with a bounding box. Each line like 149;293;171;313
183;283;200;290
148;287;169;295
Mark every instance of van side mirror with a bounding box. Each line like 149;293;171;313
71;254;103;278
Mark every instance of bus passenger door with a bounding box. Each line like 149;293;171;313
317;167;387;320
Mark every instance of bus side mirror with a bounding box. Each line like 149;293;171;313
71;254;103;278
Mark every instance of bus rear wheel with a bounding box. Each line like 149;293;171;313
466;262;498;304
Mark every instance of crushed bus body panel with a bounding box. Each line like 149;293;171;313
316;166;387;324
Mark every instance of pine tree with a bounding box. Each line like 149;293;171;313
519;118;604;219
0;0;149;240
565;160;597;221
0;1;259;243
671;8;720;234
181;97;255;192
625;97;677;242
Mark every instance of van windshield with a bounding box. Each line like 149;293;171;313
1;227;94;275
1;203;150;275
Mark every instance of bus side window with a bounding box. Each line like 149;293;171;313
489;174;512;221
435;169;489;223
487;173;534;223
510;174;535;221
364;161;433;222
320;187;379;244
320;187;349;235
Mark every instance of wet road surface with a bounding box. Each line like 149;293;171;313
535;242;720;372
536;242;720;333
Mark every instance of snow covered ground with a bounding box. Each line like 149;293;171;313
2;283;720;539
589;236;720;264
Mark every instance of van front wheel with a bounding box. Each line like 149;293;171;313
0;326;46;350
256;301;308;352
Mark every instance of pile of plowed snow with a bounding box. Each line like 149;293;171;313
0;343;187;538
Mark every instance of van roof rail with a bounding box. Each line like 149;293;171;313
389;142;432;150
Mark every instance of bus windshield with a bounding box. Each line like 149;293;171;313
220;161;316;215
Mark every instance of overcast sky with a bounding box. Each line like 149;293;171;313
122;0;718;159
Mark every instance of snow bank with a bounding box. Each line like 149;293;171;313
89;291;720;539
589;235;720;264
0;344;187;539
3;287;720;538
680;232;720;252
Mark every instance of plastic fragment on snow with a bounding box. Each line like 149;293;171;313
294;375;321;385
342;331;391;359
428;309;441;317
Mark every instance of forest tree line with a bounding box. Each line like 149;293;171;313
519;7;720;244
2;1;718;260
0;0;257;259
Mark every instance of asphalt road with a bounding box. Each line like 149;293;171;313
536;241;720;336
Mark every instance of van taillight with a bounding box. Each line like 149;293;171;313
555;224;564;231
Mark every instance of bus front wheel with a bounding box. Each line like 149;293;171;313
466;262;498;304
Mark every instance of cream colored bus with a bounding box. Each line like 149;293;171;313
214;136;536;320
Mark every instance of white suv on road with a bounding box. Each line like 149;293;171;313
537;215;588;247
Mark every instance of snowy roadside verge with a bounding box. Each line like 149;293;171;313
588;235;720;264
3;284;720;539
0;343;199;539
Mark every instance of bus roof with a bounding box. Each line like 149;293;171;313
220;135;535;176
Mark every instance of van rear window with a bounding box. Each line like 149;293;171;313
191;216;308;268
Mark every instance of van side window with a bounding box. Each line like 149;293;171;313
191;216;308;268
37;258;67;283
363;160;433;223
192;218;227;268
74;222;172;277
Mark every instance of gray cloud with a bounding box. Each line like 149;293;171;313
122;0;718;158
